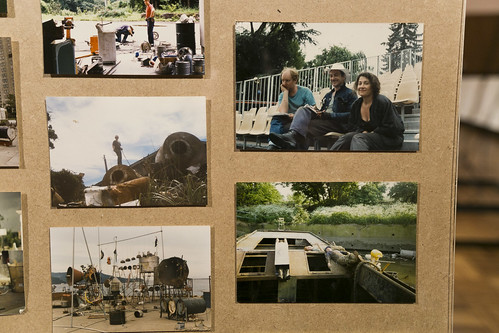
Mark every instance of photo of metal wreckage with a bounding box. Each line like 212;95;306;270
51;132;207;208
237;230;415;303
51;227;211;332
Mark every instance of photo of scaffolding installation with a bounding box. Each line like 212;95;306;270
0;192;24;316
41;0;205;76
47;96;207;208
235;23;423;151
50;226;211;332
0;37;18;167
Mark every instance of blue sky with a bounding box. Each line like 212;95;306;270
50;226;211;279
47;97;206;186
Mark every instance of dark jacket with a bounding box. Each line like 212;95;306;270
320;85;358;121
349;94;405;141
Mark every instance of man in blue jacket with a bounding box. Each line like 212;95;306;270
269;63;357;150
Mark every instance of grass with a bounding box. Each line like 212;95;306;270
41;7;199;22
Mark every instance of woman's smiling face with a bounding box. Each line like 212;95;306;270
356;76;372;97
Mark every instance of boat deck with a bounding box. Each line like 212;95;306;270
52;300;211;332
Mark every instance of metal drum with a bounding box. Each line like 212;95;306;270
192;55;205;75
175;60;191;75
157;257;189;288
139;255;159;273
176;298;206;316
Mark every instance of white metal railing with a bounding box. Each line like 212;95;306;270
235;48;422;112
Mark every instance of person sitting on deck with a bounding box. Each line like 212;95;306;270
267;67;316;150
330;72;405;151
269;63;358;150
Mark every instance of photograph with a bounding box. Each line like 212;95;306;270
41;0;205;76
236;182;417;303
0;0;6;17
50;226;211;332
235;23;423;152
0;37;18;167
0;192;24;316
47;96;207;208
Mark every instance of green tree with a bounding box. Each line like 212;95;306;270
235;23;319;81
51;169;86;203
350;182;387;205
47;112;58;149
236;183;282;207
306;45;366;68
1;230;21;248
388;182;418;203
381;23;422;72
5;94;16;119
290;182;358;209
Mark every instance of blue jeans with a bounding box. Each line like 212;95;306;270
147;18;155;45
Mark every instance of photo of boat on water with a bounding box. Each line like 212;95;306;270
236;182;417;303
0;192;24;316
47;96;207;208
50;226;211;332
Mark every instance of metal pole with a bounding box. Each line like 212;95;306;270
161;227;165;261
71;227;75;328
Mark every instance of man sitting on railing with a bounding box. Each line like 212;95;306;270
267;67;316;150
269;63;357;150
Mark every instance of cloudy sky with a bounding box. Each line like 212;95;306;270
236;23;424;61
50;226;211;279
0;192;21;234
47;97;206;186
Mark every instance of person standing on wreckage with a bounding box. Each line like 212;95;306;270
112;135;123;165
144;0;155;46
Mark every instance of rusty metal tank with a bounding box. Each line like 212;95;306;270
154;132;206;170
100;165;140;186
157;257;189;288
139;254;159;273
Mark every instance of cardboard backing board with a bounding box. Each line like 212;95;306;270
0;0;464;332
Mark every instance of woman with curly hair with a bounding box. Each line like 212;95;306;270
331;72;405;151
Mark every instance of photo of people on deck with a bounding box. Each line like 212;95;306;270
40;0;205;76
50;226;211;332
236;182;417;303
47;96;207;208
0;38;18;167
0;192;24;316
235;23;423;151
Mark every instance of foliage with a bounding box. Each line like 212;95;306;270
236;183;282;207
292;206;310;224
235;23;319;81
1;230;21;248
51;169;86;203
388;182;418;203
306;45;366;68
350;182;386;205
289;182;358;209
237;204;294;224
144;173;207;206
4;94;16;119
310;203;417;225
47;112;58;150
381;23;422;72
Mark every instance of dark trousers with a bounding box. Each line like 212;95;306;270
290;107;345;138
115;151;122;165
147;18;155;45
116;31;130;43
331;132;402;151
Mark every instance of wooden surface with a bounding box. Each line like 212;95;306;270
454;244;499;333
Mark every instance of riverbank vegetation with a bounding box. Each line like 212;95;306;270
40;0;199;21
